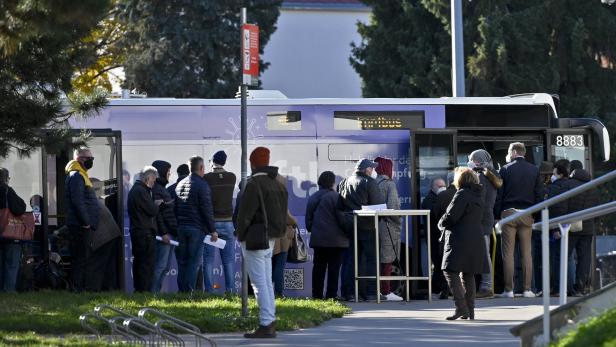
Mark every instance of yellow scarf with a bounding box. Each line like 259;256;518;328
65;160;93;187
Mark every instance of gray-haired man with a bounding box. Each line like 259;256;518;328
128;166;163;292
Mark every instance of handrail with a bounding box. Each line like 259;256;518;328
495;170;616;230
532;201;616;230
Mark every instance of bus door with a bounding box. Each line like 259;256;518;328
456;132;545;169
409;129;457;296
43;130;124;290
546;128;593;174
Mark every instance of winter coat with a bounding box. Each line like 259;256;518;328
65;161;99;229
127;180;159;234
546;178;575;219
376;175;401;263
495;157;543;218
569;169;600;235
90;199;122;250
204;168;236;221
167;175;187;201
306;188;348;248
478;169;502;235
439;183;489;274
430;186;457;243
152;178;178;237
338;171;385;240
273;174;296;255
175;173;216;234
236;166;288;242
0;184;26;216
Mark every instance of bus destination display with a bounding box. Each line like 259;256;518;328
553;134;585;147
334;111;424;130
267;111;302;131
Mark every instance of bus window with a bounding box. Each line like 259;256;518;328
551;133;589;169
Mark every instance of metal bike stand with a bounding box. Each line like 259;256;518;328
353;209;432;304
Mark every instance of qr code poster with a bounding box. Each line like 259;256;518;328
284;268;304;290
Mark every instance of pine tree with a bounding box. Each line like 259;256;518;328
118;0;282;98
0;0;110;157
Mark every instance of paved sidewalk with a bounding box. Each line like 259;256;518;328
208;297;558;347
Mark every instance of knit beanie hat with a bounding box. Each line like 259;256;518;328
250;147;270;167
374;157;393;178
212;151;227;166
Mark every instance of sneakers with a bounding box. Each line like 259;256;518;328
498;291;514;298
523;290;536;298
382;292;404;301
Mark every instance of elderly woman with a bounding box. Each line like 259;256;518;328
438;167;489;320
374;157;403;301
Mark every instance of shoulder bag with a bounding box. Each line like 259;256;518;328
0;188;35;241
287;226;308;263
244;180;270;250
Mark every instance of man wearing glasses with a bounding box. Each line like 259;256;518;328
64;147;100;291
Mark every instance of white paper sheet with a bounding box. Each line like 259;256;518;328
155;235;179;246
361;204;389;211
204;235;227;249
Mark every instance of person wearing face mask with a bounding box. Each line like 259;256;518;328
495;142;543;298
127;166;162;292
150;160;178;293
467;150;503;299
338;158;385;301
64;147;100;292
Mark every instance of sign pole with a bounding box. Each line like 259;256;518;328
240;7;249;318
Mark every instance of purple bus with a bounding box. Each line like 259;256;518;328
57;92;608;297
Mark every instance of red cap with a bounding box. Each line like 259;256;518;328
250;147;270;167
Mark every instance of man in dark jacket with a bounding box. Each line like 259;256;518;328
236;147;288;339
568;163;599;295
338;158;384;301
128;166;161;292
167;164;189;200
430;172;457;299
468;149;503;299
203;151;237;293
175;156;217;292
0;168;27;292
495;142;543;298
150;160;178;293
306;171;348;300
423;177;447;299
64;147;100;292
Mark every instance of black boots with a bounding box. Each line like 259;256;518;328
446;308;470;320
244;321;276;338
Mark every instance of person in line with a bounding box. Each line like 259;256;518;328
306;171;348;300
64;147;100;292
467;150;502;299
424;177;447;299
175;156;217;292
374;157;403;301
495;142;543;298
430;172;456;299
0;168;27;292
439;167;488;320
236;147;288;338
546;160;573;295
339;158;385;301
128;166;161;292
567;160;599;296
168;164;190;200
202;151;237;294
531;161;554;295
150;160;178;293
271;200;297;298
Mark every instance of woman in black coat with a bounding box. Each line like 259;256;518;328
438;167;489;320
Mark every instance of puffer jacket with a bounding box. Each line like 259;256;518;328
569;169;600;235
65;161;99;229
338;171;384;240
236;166;288;242
152;178;178;237
175;173;216;234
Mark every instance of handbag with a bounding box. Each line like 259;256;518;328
0;188;35;241
245;180;270;250
287;226;308;263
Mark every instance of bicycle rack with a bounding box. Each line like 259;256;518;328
139;308;217;347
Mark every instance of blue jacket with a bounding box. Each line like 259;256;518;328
65;171;100;229
175;173;216;234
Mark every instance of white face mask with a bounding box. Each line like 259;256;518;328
436;186;447;195
370;169;378;179
550;174;559;183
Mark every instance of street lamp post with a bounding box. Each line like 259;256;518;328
451;0;465;97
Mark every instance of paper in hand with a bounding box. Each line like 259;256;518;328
156;235;179;246
204;235;227;249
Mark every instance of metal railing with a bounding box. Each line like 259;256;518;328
495;169;616;346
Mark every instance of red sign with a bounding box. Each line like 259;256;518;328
242;24;259;86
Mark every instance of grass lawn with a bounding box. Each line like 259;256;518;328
0;291;349;345
553;305;616;347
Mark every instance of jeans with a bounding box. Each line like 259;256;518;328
151;241;175;293
272;251;288;297
202;221;236;293
312;247;345;299
242;240;276;326
176;226;205;292
0;242;22;292
480;235;493;290
131;230;156;292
